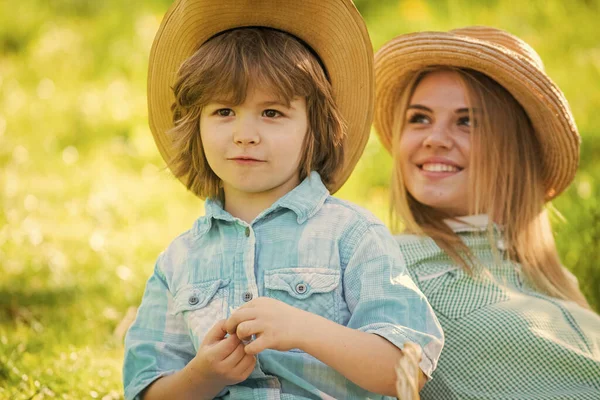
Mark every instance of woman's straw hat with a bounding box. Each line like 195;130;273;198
374;26;580;199
148;0;374;195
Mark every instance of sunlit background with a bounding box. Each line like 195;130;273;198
1;0;599;398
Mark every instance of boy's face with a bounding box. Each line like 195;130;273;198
200;85;308;203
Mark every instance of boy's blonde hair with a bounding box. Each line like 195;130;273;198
168;27;345;198
390;67;590;308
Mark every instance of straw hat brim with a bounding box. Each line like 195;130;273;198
148;0;374;195
374;31;580;199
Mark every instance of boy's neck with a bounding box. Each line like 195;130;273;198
222;180;299;224
224;197;268;224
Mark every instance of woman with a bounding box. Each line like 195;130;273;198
374;26;600;399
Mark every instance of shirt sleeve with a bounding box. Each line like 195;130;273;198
342;222;444;378
123;256;196;400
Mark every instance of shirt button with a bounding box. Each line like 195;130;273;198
295;283;307;294
242;292;253;302
245;227;250;237
188;295;200;306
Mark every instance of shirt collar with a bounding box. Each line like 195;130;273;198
444;214;491;232
270;171;329;224
194;171;329;236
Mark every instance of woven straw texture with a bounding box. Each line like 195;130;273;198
148;0;374;195
374;26;580;199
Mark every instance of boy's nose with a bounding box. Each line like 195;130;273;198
233;118;260;146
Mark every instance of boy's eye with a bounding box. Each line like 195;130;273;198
407;113;430;124
216;108;234;117
262;109;282;118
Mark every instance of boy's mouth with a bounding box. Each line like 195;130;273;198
228;156;266;164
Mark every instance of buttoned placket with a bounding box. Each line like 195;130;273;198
234;223;259;313
231;221;283;392
492;228;524;288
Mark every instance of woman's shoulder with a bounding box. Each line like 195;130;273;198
394;233;445;263
394;233;430;245
393;233;467;289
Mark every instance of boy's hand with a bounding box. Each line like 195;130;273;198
225;297;308;355
191;319;256;391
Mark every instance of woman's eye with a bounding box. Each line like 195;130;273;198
408;113;429;124
458;116;475;128
263;109;282;118
216;108;234;117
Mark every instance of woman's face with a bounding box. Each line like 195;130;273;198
397;70;474;216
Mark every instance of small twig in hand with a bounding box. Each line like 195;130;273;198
395;342;422;400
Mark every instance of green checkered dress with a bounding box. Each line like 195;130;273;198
397;218;600;400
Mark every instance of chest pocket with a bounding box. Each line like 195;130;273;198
264;268;340;323
173;279;230;349
415;266;510;320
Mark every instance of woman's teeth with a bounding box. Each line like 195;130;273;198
421;163;460;172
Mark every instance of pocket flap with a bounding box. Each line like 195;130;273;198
264;268;340;300
414;266;509;320
173;279;230;314
414;266;460;297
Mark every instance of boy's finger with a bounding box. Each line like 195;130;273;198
222;341;247;367
236;354;257;376
210;332;241;357
225;308;256;334
236;320;260;340
200;319;228;346
243;336;267;355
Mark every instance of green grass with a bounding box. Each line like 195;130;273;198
1;0;599;397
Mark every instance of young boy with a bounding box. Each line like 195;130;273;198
123;1;443;399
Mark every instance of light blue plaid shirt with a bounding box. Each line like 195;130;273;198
123;172;443;400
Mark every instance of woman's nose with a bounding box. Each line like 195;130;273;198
422;123;453;149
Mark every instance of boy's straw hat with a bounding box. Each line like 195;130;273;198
374;26;580;199
148;0;374;195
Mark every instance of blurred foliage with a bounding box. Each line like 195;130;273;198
0;0;598;398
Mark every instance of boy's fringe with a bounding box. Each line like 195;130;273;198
395;342;422;400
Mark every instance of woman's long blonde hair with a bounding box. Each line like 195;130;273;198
391;67;589;308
